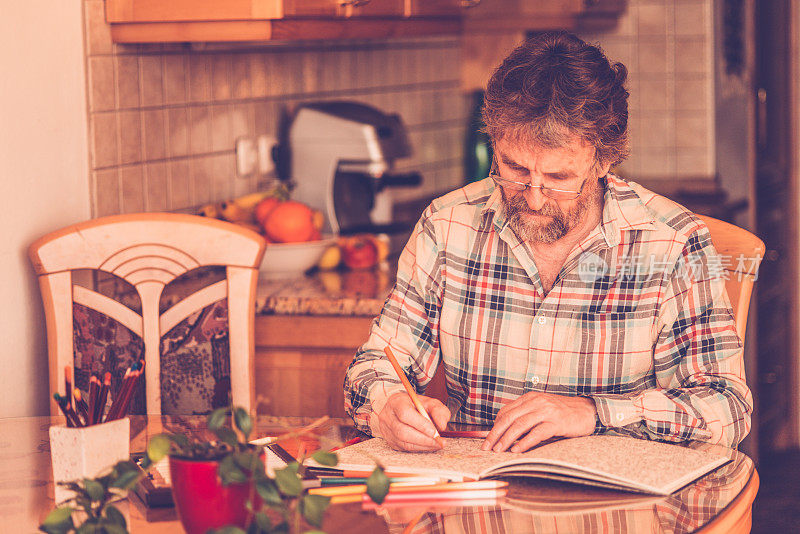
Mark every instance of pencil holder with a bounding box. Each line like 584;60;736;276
49;417;130;504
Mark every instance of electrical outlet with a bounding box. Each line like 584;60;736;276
235;137;258;176
257;135;278;175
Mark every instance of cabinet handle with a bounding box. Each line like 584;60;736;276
339;0;371;6
461;0;482;6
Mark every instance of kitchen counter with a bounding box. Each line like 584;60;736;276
256;266;395;317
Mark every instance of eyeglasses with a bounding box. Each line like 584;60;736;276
489;171;589;201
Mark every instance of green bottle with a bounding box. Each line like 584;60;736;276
464;90;494;184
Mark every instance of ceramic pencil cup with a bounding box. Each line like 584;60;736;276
49;417;130;504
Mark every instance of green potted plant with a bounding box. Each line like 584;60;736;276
38;459;143;534
144;406;390;533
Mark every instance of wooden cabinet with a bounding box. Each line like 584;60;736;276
253;313;448;418
254;315;373;418
105;0;462;43
460;0;627;90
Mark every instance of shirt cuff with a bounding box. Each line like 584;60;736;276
366;383;406;438
591;395;643;429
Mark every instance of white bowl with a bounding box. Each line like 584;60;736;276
259;236;337;278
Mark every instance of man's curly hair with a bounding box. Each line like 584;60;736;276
483;31;630;167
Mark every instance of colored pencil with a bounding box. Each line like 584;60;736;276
361;489;506;504
53;393;81;427
330;436;364;451
64;366;73;409
361;497;503;509
318;476;442;487
96;372;111;423
440;430;489;438
73;389;90;426
88;375;100;425
117;362;142;419
309;480;506;497
106;367;131;421
114;360;145;420
383;346;444;448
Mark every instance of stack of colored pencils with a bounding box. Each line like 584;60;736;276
53;360;144;427
308;479;508;507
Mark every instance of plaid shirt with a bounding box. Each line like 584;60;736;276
344;175;752;447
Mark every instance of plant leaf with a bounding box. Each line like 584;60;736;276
233;451;258;472
254;511;272;532
366;466;390;505
84;479;104;502
207;527;247;534
274;464;302;496
110;469;141;490
233;407;253;439
39;506;75;532
104;505;127;528
214;427;239;448
311;451;338;467
301;494;331;528
146;433;173;463
219;455;248;485
208;407;229;431
101;524;127;534
255;479;282;505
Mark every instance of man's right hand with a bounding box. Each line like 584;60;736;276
376;392;450;451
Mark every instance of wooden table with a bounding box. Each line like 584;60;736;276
0;416;758;533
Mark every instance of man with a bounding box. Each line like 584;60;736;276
343;31;752;453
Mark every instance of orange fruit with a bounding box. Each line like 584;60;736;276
254;197;281;225
262;200;316;243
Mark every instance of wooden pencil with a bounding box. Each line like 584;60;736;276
88;376;100;425
106;368;131;421
64;366;73;409
96;372;111;423
382;346;444;447
112;361;144;420
440;430;489;438
73;389;90;426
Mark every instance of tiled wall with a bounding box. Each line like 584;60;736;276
82;0;467;217
579;0;715;188
82;0;716;217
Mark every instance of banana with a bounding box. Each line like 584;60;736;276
312;210;325;231
219;200;252;223
197;203;221;218
317;245;342;270
232;183;291;210
232;191;271;211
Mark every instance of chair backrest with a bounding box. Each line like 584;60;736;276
696;215;765;341
29;213;266;416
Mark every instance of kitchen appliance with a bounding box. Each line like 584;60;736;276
287;101;422;235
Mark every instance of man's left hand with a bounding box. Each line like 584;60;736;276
482;393;597;453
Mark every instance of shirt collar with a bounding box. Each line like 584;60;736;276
481;173;657;248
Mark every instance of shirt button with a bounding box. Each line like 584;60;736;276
616;413;625;422
537;316;546;325
530;376;540;386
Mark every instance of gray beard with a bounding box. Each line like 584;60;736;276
501;185;595;244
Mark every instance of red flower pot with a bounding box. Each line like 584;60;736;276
169;455;263;534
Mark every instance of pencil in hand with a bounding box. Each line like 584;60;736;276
382;346;444;448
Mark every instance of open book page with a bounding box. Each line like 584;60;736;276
324;435;729;495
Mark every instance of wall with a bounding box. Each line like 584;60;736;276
0;1;91;417
82;0;468;217
579;0;716;192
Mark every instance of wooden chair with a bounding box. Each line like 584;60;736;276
29;213;266;416
696;215;765;341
